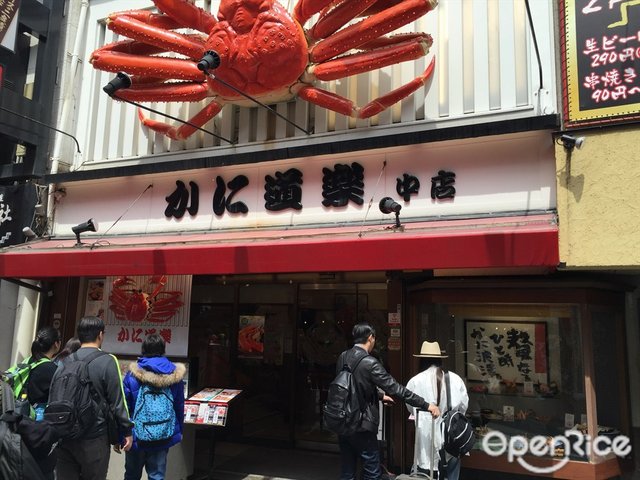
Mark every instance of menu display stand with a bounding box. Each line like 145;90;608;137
184;388;242;479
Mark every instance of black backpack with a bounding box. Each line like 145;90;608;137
0;379;56;480
440;371;475;458
322;352;367;436
44;350;107;440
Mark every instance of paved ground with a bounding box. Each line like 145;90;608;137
193;441;341;480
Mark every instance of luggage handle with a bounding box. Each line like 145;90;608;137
414;408;437;480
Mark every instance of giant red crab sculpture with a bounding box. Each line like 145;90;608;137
90;0;437;140
109;275;184;323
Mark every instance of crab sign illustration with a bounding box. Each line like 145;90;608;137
109;275;184;323
90;0;438;140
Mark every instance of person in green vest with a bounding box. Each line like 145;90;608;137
4;326;61;419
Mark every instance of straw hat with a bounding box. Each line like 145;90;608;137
413;341;448;358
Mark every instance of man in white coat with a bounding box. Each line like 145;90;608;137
406;341;469;479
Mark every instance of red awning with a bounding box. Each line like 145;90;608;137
0;214;558;278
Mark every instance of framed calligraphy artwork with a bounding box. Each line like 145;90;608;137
465;320;548;384
561;0;640;126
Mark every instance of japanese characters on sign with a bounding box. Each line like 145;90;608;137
466;320;548;384
563;0;640;125
0;184;36;247
0;193;14;246
164;162;456;218
0;0;20;52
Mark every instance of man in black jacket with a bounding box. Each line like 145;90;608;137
336;323;440;480
52;316;134;479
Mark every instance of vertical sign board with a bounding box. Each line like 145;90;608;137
0;0;20;52
562;0;640;126
0;184;36;247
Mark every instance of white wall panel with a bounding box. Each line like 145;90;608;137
73;0;558;165
498;0;517;109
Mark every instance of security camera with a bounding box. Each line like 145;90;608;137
560;134;586;150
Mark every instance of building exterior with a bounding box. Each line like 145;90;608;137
558;1;640;476
0;0;65;369
0;0;637;478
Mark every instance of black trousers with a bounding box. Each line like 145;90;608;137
55;433;111;480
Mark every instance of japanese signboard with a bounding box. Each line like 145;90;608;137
101;274;192;356
0;184;36;247
0;0;19;52
562;0;640;125
465;320;548;384
52;132;555;238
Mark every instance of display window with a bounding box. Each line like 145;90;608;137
405;286;628;478
425;305;588;458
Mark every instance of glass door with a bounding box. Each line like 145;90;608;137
295;283;388;450
235;284;296;444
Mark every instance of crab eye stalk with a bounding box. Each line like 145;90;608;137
103;72;132;97
198;51;221;72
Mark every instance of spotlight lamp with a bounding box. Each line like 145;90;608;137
103;72;132;97
379;197;402;228
197;51;221;72
559;134;586;151
22;226;36;240
72;218;98;246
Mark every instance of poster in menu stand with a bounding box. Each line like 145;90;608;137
184;388;242;426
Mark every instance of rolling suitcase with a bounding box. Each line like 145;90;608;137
397;408;438;480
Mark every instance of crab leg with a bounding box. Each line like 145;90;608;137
97;39;168;57
293;0;339;26
310;36;431;81
137;100;224;140
152;0;218;34
310;0;437;63
111;81;209;102
309;0;378;41
297;57;435;119
105;14;206;60
106;10;183;30
91;51;205;81
363;0;407;15
148;275;168;298
359;32;433;49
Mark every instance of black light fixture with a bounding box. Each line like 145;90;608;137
197;50;221;72
72;218;98;246
559;134;586;151
379;197;402;228
103;71;132;96
102;72;233;144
